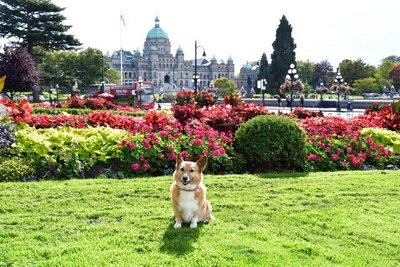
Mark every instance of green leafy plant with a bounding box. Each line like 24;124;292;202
361;128;400;154
12;126;130;178
234;115;307;172
0;156;35;182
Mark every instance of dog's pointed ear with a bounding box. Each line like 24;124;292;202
196;156;208;172
176;153;183;169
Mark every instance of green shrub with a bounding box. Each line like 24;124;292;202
234;115;307;172
0;157;35;182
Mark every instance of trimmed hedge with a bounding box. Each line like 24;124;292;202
234;115;307;172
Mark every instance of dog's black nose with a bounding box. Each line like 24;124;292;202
182;174;189;182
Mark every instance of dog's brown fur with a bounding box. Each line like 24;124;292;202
170;154;214;229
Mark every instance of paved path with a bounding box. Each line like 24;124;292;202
157;102;365;118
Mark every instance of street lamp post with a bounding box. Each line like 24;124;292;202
334;68;344;111
138;77;143;109
194;40;206;95
55;84;59;102
100;57;105;93
285;63;299;112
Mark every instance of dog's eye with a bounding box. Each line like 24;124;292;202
180;167;184;171
190;169;194;173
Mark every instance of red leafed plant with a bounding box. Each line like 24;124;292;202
0;98;33;123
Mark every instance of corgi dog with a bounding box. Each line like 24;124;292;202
170;154;214;229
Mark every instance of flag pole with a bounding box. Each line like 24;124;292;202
120;15;123;85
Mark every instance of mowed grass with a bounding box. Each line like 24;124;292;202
1;171;399;266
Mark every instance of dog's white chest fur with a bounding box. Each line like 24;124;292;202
179;191;198;223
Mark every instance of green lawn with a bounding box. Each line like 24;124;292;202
1;171;399;266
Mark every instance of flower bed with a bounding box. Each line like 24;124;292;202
1;97;399;180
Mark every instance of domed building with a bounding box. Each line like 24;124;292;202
107;17;235;91
236;61;259;92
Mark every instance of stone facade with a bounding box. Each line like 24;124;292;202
107;17;235;91
236;62;259;93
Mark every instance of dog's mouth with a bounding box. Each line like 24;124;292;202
182;180;191;185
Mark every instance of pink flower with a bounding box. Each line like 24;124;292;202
213;149;221;157
143;163;151;170
128;142;136;149
194;139;203;146
131;163;140;171
348;154;360;167
307;154;319;161
331;154;340;161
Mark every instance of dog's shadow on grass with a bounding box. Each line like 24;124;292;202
160;222;204;256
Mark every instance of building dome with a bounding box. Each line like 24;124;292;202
242;62;252;70
176;46;183;53
227;56;233;63
146;16;169;40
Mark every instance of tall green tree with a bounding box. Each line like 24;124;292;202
0;45;40;100
339;59;375;86
269;15;296;93
376;60;396;81
256;53;271;93
39;48;109;93
296;60;314;84
0;0;81;57
375;60;397;90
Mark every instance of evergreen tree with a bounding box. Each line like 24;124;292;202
0;0;81;56
269;15;296;93
256;53;271;93
0;45;40;100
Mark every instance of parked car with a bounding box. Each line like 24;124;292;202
362;93;380;98
27;95;46;102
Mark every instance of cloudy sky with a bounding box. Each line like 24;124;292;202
6;0;400;75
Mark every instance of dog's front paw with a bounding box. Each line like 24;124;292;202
173;222;182;229
190;222;198;228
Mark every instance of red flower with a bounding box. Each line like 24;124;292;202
131;163;140;171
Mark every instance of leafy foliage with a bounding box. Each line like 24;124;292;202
0;156;34;182
175;90;195;105
361;128;400;154
339;59;376;86
296;60;314;84
12;126;130;178
0;46;40;99
38;48;112;93
194;91;216;107
389;65;400;89
311;60;333;87
353;77;381;94
299;117;397;171
0;97;33;123
213;77;237;97
223;92;243;106
0;0;81;55
235;115;307;171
